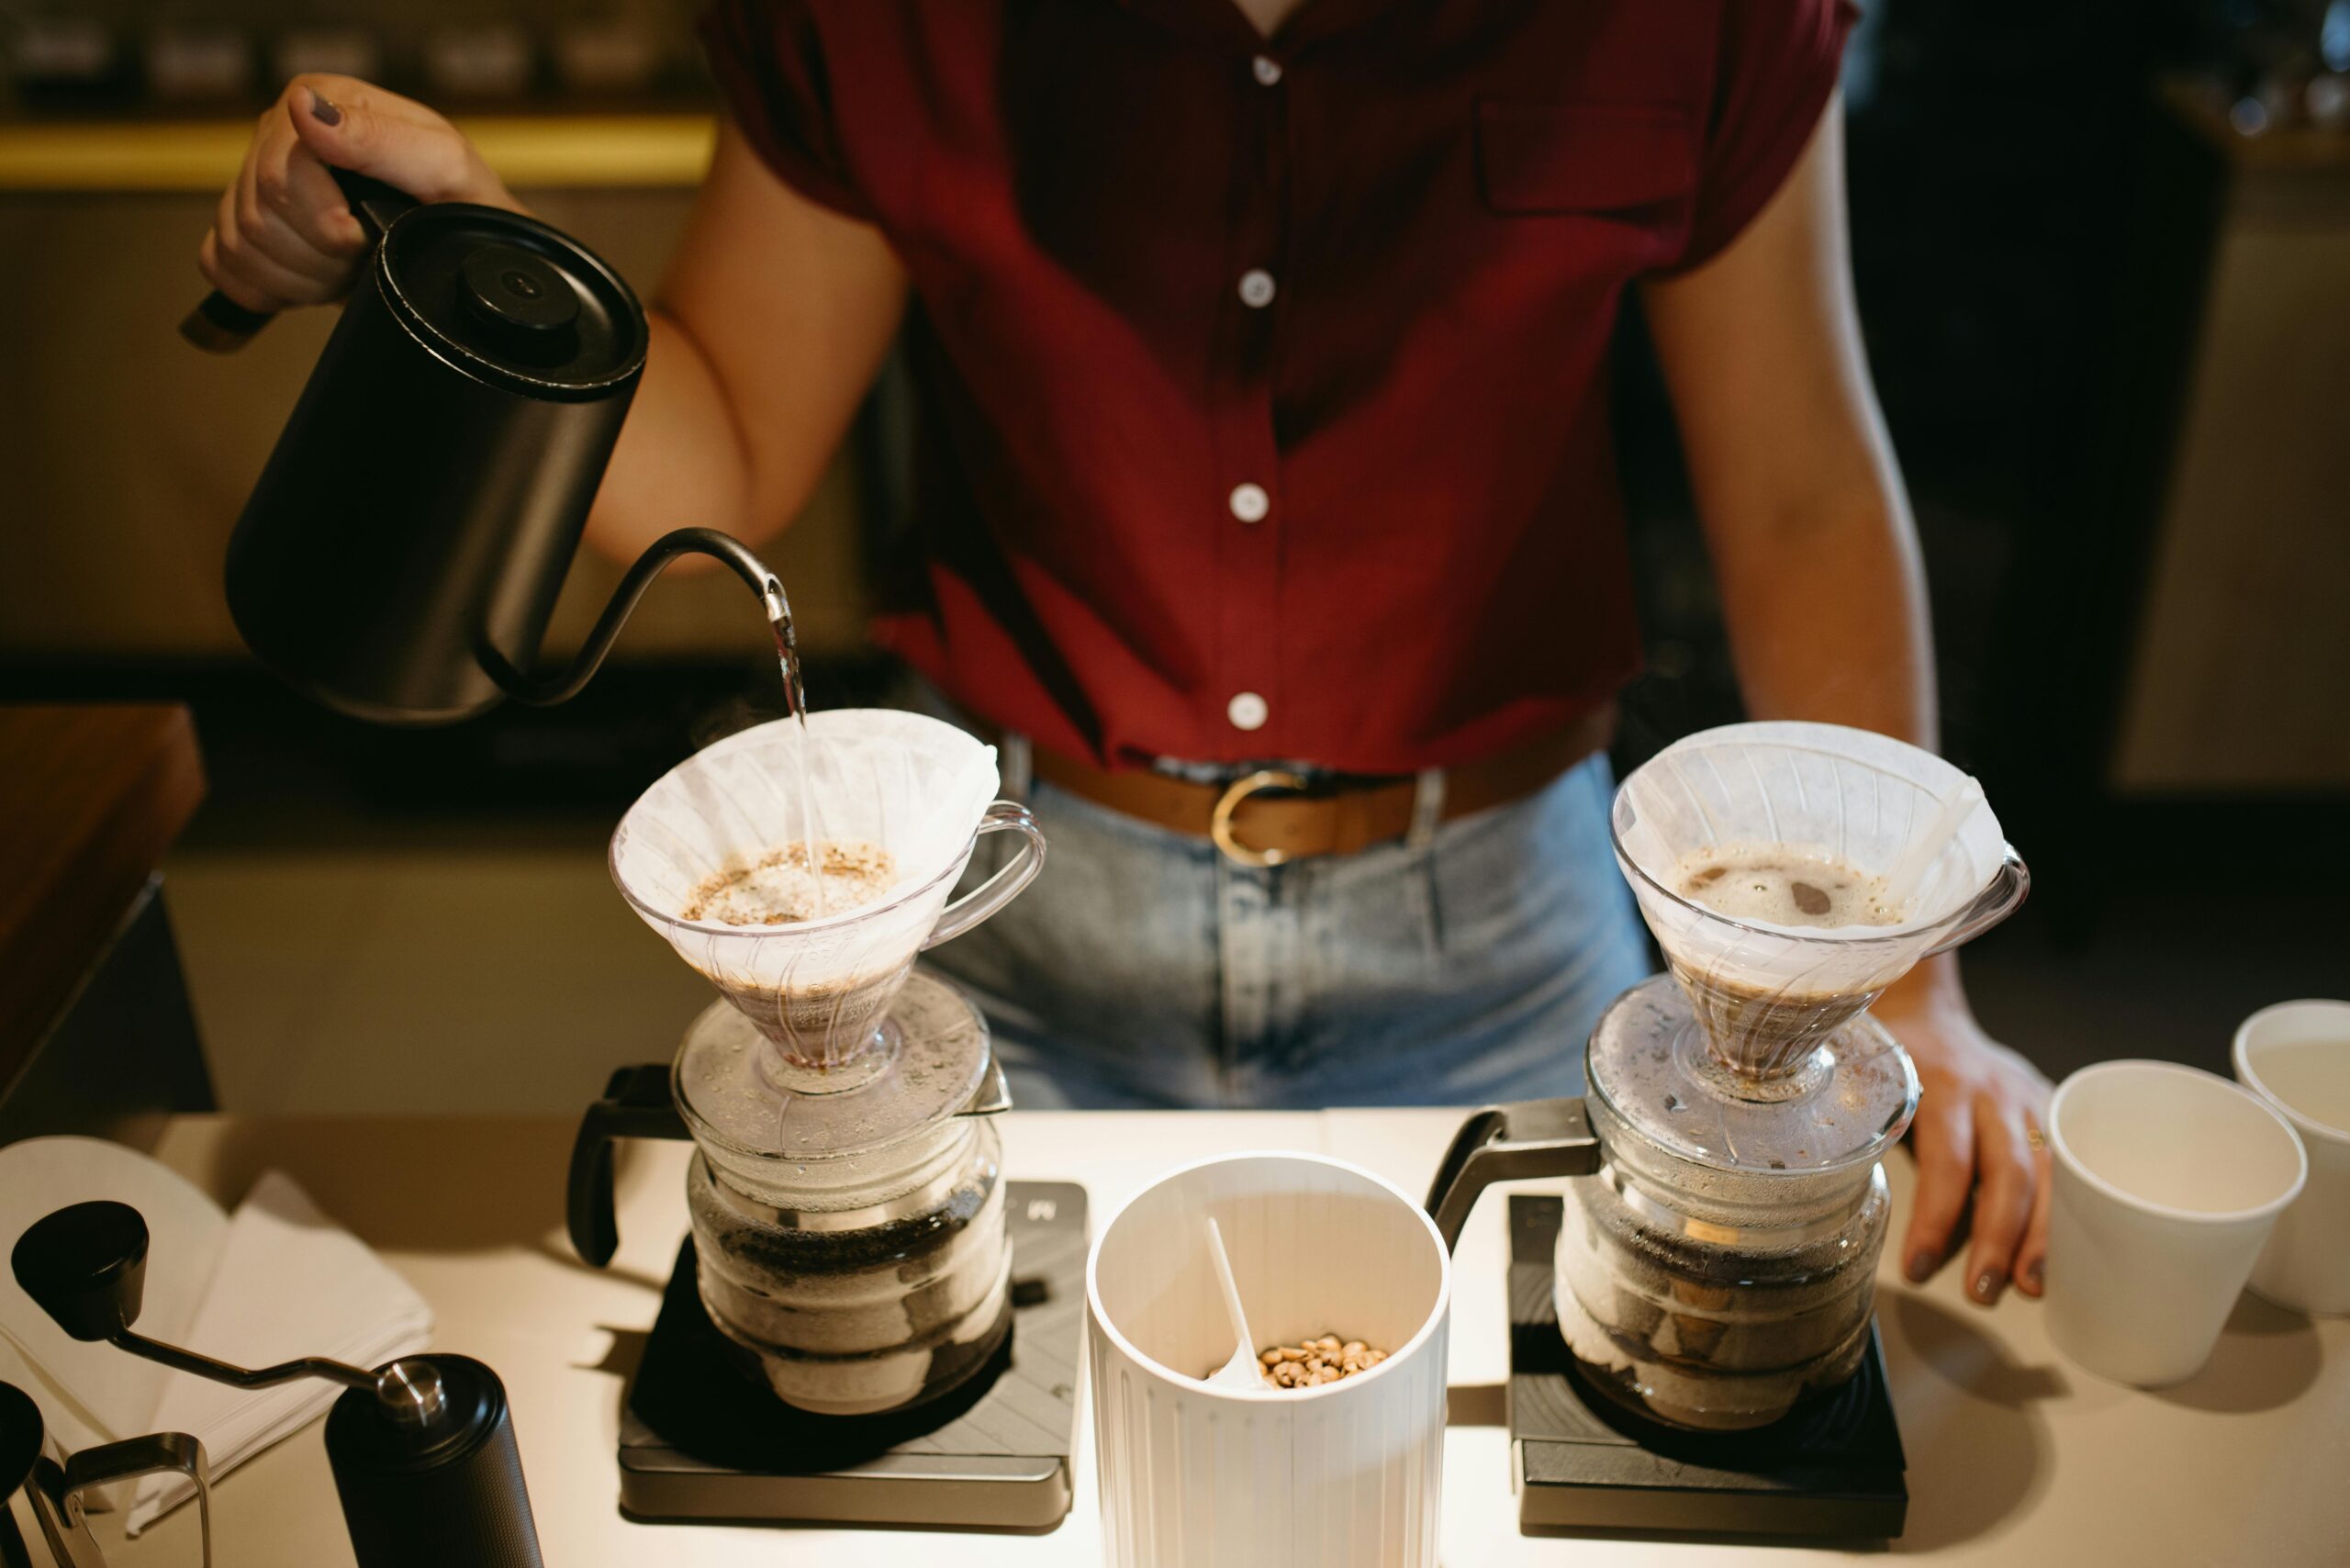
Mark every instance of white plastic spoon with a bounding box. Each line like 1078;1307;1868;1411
1203;1218;1269;1391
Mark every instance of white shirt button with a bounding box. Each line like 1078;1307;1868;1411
1227;482;1270;523
1237;269;1276;308
1227;691;1270;732
1251;55;1282;86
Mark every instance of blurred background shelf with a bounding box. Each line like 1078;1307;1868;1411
0;113;715;190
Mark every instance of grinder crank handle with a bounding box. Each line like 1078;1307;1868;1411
181;168;419;353
566;1063;690;1268
1423;1099;1603;1253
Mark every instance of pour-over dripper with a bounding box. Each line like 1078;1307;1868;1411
1612;722;2028;1080
610;709;1045;1070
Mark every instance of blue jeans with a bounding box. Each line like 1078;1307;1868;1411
922;748;1652;1111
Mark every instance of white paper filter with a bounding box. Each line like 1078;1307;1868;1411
1614;723;2016;1070
610;709;1003;1061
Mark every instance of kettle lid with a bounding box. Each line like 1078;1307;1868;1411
375;203;646;400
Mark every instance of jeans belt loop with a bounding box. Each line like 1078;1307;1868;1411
1000;731;1035;802
1406;767;1447;852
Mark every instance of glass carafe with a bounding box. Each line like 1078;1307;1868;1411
1429;977;1919;1430
680;979;1014;1415
572;974;1021;1417
1553;978;1914;1428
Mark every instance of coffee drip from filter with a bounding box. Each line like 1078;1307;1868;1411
1428;722;2030;1436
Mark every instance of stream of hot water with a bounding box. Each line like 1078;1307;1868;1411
764;577;826;922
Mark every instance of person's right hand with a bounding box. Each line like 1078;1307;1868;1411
199;75;523;314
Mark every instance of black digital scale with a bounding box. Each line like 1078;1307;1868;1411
611;1182;1905;1540
1507;1195;1908;1541
617;1181;1086;1531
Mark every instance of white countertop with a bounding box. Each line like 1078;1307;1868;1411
89;1110;2348;1566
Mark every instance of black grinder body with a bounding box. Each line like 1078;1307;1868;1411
326;1354;543;1568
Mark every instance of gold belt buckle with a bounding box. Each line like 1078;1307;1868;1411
1210;768;1309;868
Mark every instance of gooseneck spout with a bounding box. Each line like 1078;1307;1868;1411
478;527;791;708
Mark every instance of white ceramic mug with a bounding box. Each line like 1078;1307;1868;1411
2234;1000;2350;1316
2045;1060;2307;1387
1086;1153;1450;1568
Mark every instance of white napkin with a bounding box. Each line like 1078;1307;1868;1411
129;1171;432;1532
0;1137;432;1533
0;1137;229;1458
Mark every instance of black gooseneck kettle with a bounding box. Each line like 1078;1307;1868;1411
191;170;789;725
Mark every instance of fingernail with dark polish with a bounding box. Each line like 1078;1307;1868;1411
1905;1250;1934;1283
2025;1260;2043;1292
1975;1270;2001;1302
308;88;342;126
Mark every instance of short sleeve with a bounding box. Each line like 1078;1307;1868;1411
1666;0;1856;274
698;0;874;222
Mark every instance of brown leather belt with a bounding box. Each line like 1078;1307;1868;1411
1024;706;1616;867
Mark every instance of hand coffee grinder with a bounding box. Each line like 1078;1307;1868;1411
11;1200;542;1567
1425;722;2030;1540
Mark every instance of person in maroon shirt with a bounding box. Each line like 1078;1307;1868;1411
199;0;2053;1306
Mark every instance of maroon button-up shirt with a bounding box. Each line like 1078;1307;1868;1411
702;0;1851;774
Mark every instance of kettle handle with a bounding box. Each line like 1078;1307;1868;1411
180;168;419;354
565;1064;690;1270
1423;1099;1603;1253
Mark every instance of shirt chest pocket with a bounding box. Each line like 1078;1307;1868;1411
1473;99;1696;216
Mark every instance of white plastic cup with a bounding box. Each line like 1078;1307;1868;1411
2233;1001;2350;1315
1087;1153;1450;1568
2045;1060;2308;1386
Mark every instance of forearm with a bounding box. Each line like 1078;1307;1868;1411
582;309;759;563
1702;460;1935;749
580;118;910;568
1704;452;1964;1018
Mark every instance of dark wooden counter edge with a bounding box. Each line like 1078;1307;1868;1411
0;703;207;1088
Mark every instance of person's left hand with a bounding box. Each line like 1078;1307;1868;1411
1874;965;2052;1305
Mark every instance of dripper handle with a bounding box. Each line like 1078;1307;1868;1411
1922;841;2031;958
923;801;1046;950
1424;1099;1602;1253
566;1064;688;1270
